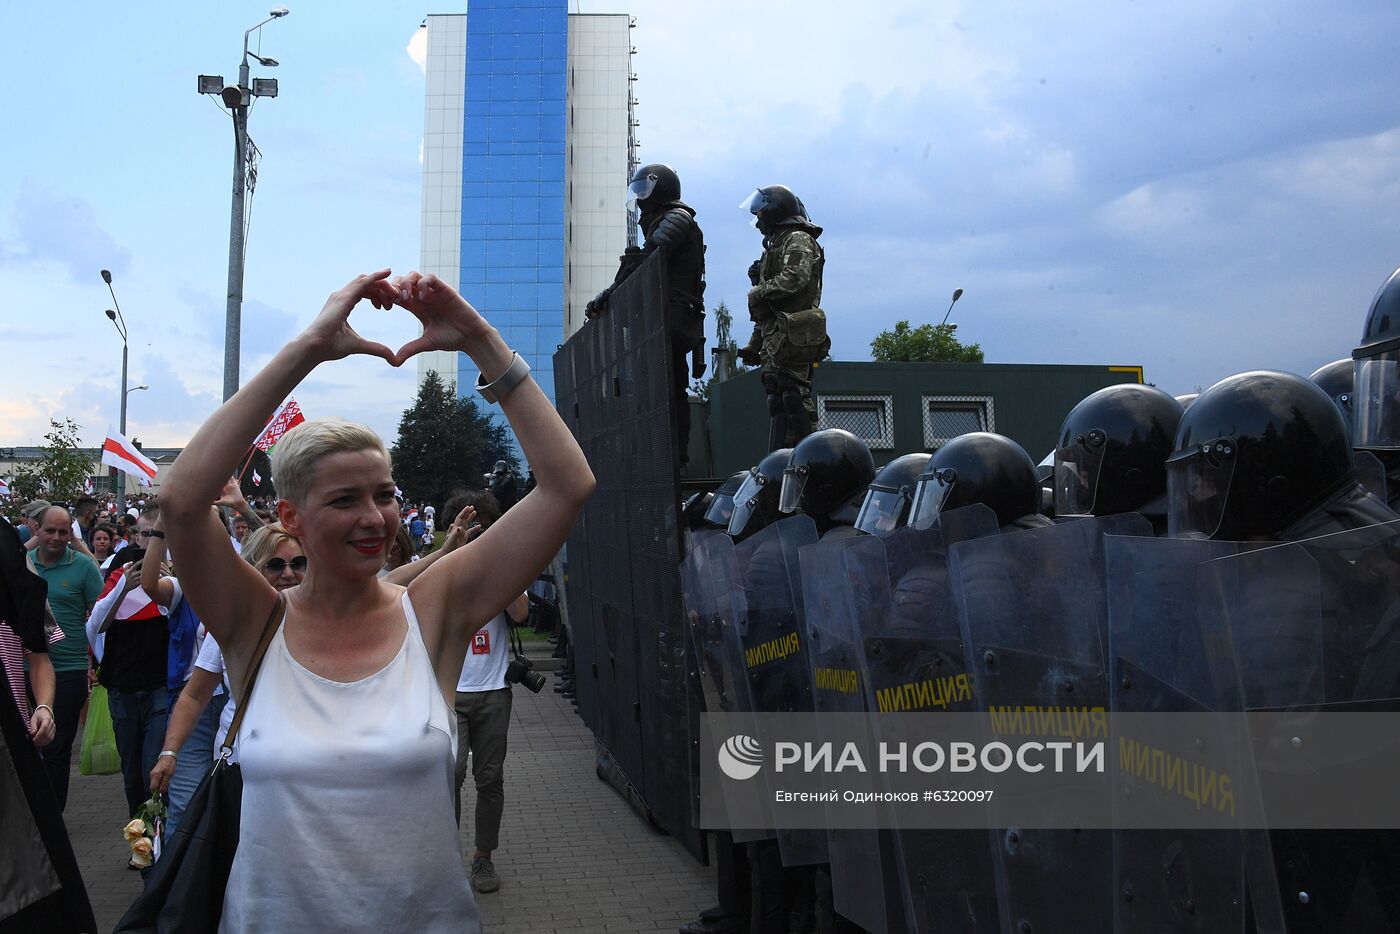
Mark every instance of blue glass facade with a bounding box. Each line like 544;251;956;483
458;0;568;409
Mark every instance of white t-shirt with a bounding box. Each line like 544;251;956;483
195;636;238;760
423;506;435;518
456;613;510;693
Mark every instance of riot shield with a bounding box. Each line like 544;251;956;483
800;533;908;933
734;514;826;866
1196;519;1400;933
951;514;1152;934
858;505;1002;934
682;528;773;845
1107;534;1251;934
1356;450;1389;503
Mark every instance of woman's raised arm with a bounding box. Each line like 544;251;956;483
160;271;403;661
397;272;595;671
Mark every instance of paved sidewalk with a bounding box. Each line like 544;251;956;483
67;683;713;932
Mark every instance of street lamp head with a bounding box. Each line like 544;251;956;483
131;385;150;393
101;269;112;284
249;53;279;67
270;6;289;16
105;309;117;321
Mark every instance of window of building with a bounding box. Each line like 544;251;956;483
922;395;995;449
816;394;895;449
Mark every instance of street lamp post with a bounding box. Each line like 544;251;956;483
102;269;130;497
198;6;289;401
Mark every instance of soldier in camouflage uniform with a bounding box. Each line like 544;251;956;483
738;185;830;451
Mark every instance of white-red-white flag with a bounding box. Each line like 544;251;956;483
83;477;94;494
253;398;306;453
0;478;9;496
252;469;263;485
102;427;158;488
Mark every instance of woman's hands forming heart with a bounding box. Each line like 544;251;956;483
301;270;492;367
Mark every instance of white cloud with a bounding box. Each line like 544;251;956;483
406;24;427;74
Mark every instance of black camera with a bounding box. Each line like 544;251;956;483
505;654;546;693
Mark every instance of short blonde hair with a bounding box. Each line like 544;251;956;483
240;522;299;570
271;417;392;505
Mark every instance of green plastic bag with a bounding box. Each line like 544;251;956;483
79;685;120;776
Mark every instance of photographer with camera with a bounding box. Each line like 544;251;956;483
444;489;532;895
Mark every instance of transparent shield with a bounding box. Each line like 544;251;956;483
702;490;737;529
733;515;827;866
799;535;909;933
858;507;1003;933
1167;441;1238;539
683;529;773;844
1106;534;1251;934
1053;441;1107;517
1356;450;1390;503
950;514;1153;934
1196;519;1400;932
1356;353;1400;449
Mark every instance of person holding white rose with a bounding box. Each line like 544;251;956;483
155;270;594;933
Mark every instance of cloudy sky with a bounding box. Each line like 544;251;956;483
1;1;1395;450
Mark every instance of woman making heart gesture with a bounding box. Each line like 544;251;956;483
157;270;594;932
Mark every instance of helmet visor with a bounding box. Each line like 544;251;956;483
908;469;957;531
739;189;767;227
1053;435;1107;517
778;464;808;514
1166;439;1237;539
726;470;767;536
1355;353;1400;449
702;491;737;529
854;488;907;536
626;175;657;212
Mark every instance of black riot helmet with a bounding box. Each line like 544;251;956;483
740;185;808;235
1175;393;1198;410
628;164;681;212
728;448;792;539
778;429;876;528
1166;370;1354;540
701;471;749;530
1308;359;1355;435
855;453;932;535
1054;384;1184;518
1352;266;1400;449
909;432;1039;530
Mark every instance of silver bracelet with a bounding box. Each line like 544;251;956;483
158;750;179;761
32;704;53;718
475;352;531;405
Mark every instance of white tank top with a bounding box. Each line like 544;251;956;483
220;591;479;933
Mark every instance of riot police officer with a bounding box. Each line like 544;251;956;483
854;452;932;535
738;186;830;452
1166;369;1396;541
1054;383;1184;534
909;432;1052;533
727;448;792;542
777;429;876;539
1352;266;1400;509
587;164;707;474
1310;359;1355;431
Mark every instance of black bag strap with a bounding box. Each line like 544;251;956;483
219;593;285;757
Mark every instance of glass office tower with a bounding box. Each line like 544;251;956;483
419;5;634;455
459;0;567;403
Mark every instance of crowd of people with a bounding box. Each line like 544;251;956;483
0;269;592;932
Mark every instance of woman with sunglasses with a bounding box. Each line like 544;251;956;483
147;523;306;833
156;270;593;932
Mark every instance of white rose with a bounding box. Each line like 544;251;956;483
123;819;147;842
130;836;154;867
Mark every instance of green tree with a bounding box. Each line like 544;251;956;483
391;371;521;508
13;419;93;501
870;320;984;364
690;300;753;402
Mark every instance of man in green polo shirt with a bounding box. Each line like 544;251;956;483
29;505;102;810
